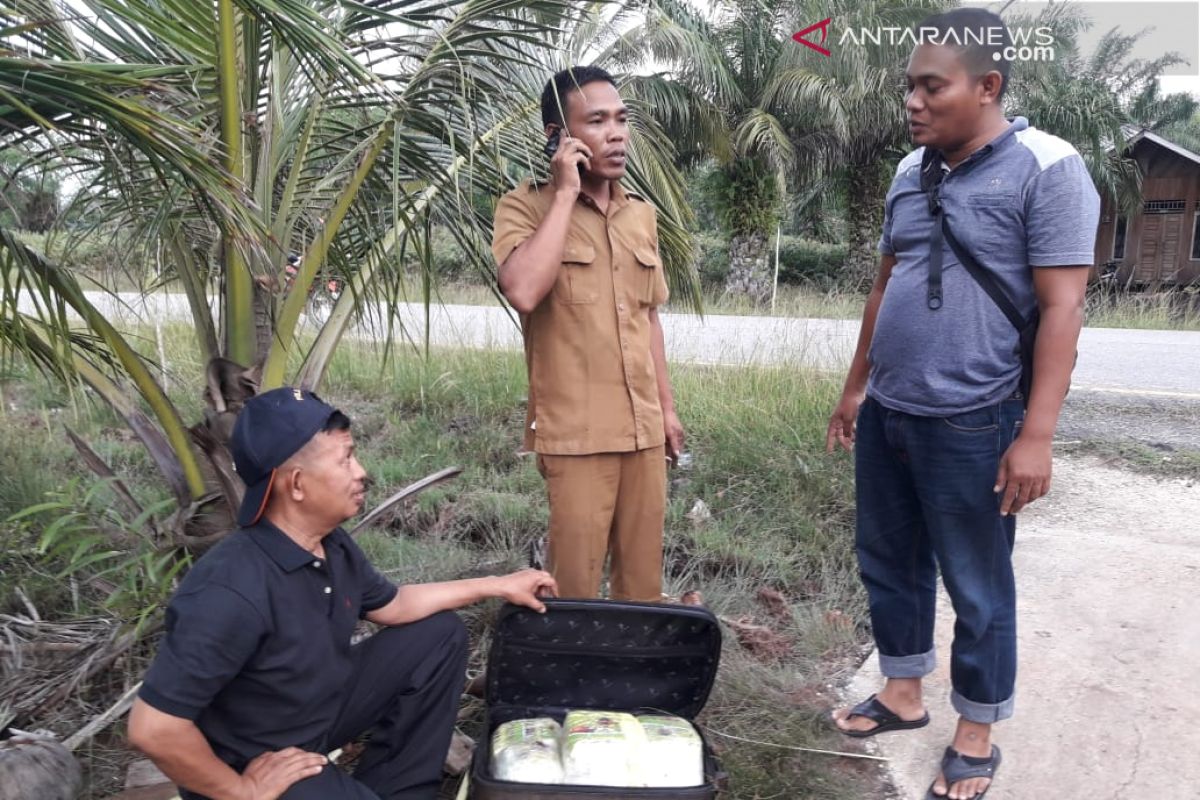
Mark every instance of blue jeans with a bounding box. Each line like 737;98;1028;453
854;395;1025;723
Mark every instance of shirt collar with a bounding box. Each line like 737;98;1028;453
955;116;1028;170
984;115;1027;152
248;519;338;573
531;178;636;215
575;180;633;215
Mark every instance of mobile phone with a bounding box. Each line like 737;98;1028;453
545;128;585;174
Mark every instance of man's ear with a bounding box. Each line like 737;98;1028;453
284;465;305;501
978;70;1004;105
544;122;560;138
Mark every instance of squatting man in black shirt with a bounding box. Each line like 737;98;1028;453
128;388;556;800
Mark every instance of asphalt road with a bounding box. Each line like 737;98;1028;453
33;292;1200;400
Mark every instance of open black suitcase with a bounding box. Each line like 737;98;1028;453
468;598;726;799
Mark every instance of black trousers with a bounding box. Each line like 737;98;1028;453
184;611;468;800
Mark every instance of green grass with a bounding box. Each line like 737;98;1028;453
0;328;883;798
1085;286;1200;331
692;285;866;320
433;279;868;320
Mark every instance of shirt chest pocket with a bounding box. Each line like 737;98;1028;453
633;245;664;306
963;193;1022;250
554;240;598;305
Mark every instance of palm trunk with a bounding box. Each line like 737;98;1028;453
724;231;772;306
215;0;255;366
845;160;889;289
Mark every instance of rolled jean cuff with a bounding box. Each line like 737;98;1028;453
951;689;1015;724
877;648;936;678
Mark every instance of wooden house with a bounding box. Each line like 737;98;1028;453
1094;128;1200;285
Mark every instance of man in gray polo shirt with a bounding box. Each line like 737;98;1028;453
826;8;1099;799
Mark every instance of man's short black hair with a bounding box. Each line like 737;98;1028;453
540;66;618;129
323;410;351;433
916;8;1013;100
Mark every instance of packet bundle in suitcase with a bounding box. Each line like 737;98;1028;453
470;599;725;799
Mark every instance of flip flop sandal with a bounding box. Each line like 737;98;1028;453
833;693;931;738
925;745;1002;800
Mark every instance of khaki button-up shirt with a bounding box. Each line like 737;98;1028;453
492;179;670;455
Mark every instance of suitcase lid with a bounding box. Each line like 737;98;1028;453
485;599;722;719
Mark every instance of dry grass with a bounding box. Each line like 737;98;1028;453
1084;285;1200;331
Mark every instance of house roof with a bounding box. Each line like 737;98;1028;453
1120;125;1200;167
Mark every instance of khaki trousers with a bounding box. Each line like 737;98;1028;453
536;445;666;602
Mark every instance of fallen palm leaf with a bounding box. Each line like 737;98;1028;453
348;466;463;537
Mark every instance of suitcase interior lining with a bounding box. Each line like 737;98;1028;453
486;600;722;719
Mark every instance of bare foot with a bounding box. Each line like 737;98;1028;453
929;719;995;799
832;677;926;734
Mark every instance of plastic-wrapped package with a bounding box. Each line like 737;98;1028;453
490;718;564;784
636;715;705;788
560;710;646;787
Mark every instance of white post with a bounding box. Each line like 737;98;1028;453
156;321;169;393
154;241;170;392
771;223;782;311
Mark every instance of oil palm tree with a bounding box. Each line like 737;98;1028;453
0;0;698;550
609;0;794;303
611;0;949;296
1005;5;1198;216
1158;109;1200;156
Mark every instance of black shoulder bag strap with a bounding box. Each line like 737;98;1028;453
942;221;1031;335
921;148;1039;404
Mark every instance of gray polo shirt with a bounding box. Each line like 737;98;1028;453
869;116;1100;416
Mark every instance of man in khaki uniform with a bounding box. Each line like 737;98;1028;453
491;66;684;602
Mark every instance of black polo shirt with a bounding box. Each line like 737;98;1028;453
139;520;398;769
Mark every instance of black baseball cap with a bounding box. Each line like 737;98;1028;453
231;387;340;527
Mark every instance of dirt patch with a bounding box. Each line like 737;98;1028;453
1058;388;1200;453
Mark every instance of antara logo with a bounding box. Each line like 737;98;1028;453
793;18;833;56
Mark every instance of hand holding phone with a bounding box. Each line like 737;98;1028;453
545;127;590;196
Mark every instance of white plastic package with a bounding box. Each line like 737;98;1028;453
636;714;705;788
490;717;564;784
560;710;647;787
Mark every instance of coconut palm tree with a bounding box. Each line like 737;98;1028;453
0;0;699;550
